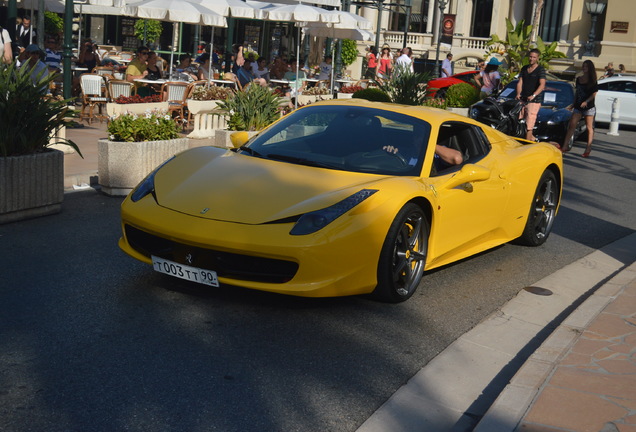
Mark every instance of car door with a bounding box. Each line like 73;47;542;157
426;122;511;262
596;79;636;125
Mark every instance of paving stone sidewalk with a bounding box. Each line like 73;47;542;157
476;261;636;432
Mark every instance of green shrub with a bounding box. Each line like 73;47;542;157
134;19;163;45
445;83;480;108
107;110;181;142
376;64;431;106
216;84;283;131
0;61;80;157
352;88;391;103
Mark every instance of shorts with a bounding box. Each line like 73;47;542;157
573;107;596;116
521;102;541;131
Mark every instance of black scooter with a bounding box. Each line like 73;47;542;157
470;97;527;138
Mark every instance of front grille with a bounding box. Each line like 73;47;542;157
125;225;299;284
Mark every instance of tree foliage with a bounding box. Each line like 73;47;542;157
134;19;163;44
485;18;567;85
340;39;358;67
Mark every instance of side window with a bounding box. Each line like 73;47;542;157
623;81;636;94
607;81;625;92
431;122;489;176
598;82;608;91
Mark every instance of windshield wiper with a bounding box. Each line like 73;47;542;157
235;145;264;158
266;153;338;169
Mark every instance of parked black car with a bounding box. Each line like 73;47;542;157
470;80;586;147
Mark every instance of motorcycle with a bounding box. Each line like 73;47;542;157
469;97;527;138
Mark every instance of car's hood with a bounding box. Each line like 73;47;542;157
536;106;567;122
153;147;390;224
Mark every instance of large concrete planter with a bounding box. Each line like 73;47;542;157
214;130;259;149
98;138;190;196
186;99;228;139
0;149;64;224
106;102;170;117
336;93;354;99
446;107;469;117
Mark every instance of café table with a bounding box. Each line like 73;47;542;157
270;79;290;86
134;78;167;85
209;79;236;88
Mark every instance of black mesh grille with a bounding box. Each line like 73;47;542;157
125;225;299;284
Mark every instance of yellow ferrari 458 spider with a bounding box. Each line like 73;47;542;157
119;99;563;302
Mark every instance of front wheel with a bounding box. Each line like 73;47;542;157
372;204;428;303
516;170;559;246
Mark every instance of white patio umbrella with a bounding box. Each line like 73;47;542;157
124;0;227;77
304;12;373;94
195;0;261;19
260;2;339;108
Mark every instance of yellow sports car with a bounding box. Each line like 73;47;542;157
119;100;562;302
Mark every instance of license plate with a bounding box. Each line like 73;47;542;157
151;256;219;287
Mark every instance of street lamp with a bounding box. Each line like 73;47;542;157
584;0;606;56
434;0;448;78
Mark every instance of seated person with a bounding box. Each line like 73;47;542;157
197;53;217;81
269;55;289;80
435;145;463;166
145;51;163;80
283;60;307;97
126;46;151;96
20;44;49;91
237;60;267;88
253;57;270;82
176;53;198;81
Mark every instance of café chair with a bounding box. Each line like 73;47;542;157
79;73;109;124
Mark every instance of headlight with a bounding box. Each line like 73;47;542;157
130;156;176;202
290;189;378;236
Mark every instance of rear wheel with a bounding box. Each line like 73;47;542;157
372;204;428;303
517;170;559;246
435;88;447;99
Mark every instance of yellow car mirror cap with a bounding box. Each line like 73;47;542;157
444;164;491;190
230;131;251;149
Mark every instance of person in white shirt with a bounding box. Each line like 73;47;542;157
394;47;412;76
441;52;453;77
0;26;12;63
253;57;270;82
318;56;332;81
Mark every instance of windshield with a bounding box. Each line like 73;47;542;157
499;80;574;109
242;105;432;176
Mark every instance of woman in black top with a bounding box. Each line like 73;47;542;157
562;60;598;157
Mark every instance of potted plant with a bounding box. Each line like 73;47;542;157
187;85;233;139
0;62;82;224
98;110;189;196
214;84;283;148
106;93;168;117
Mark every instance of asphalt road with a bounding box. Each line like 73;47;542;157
1;126;635;432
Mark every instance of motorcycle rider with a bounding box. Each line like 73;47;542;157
516;49;546;142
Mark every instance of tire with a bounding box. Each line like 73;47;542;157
435;88;447;99
372;204;428;303
516;170;559;246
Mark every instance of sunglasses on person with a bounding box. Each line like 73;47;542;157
140;51;149;55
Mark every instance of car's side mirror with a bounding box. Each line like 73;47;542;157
230;131;250;148
443;164;491;190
